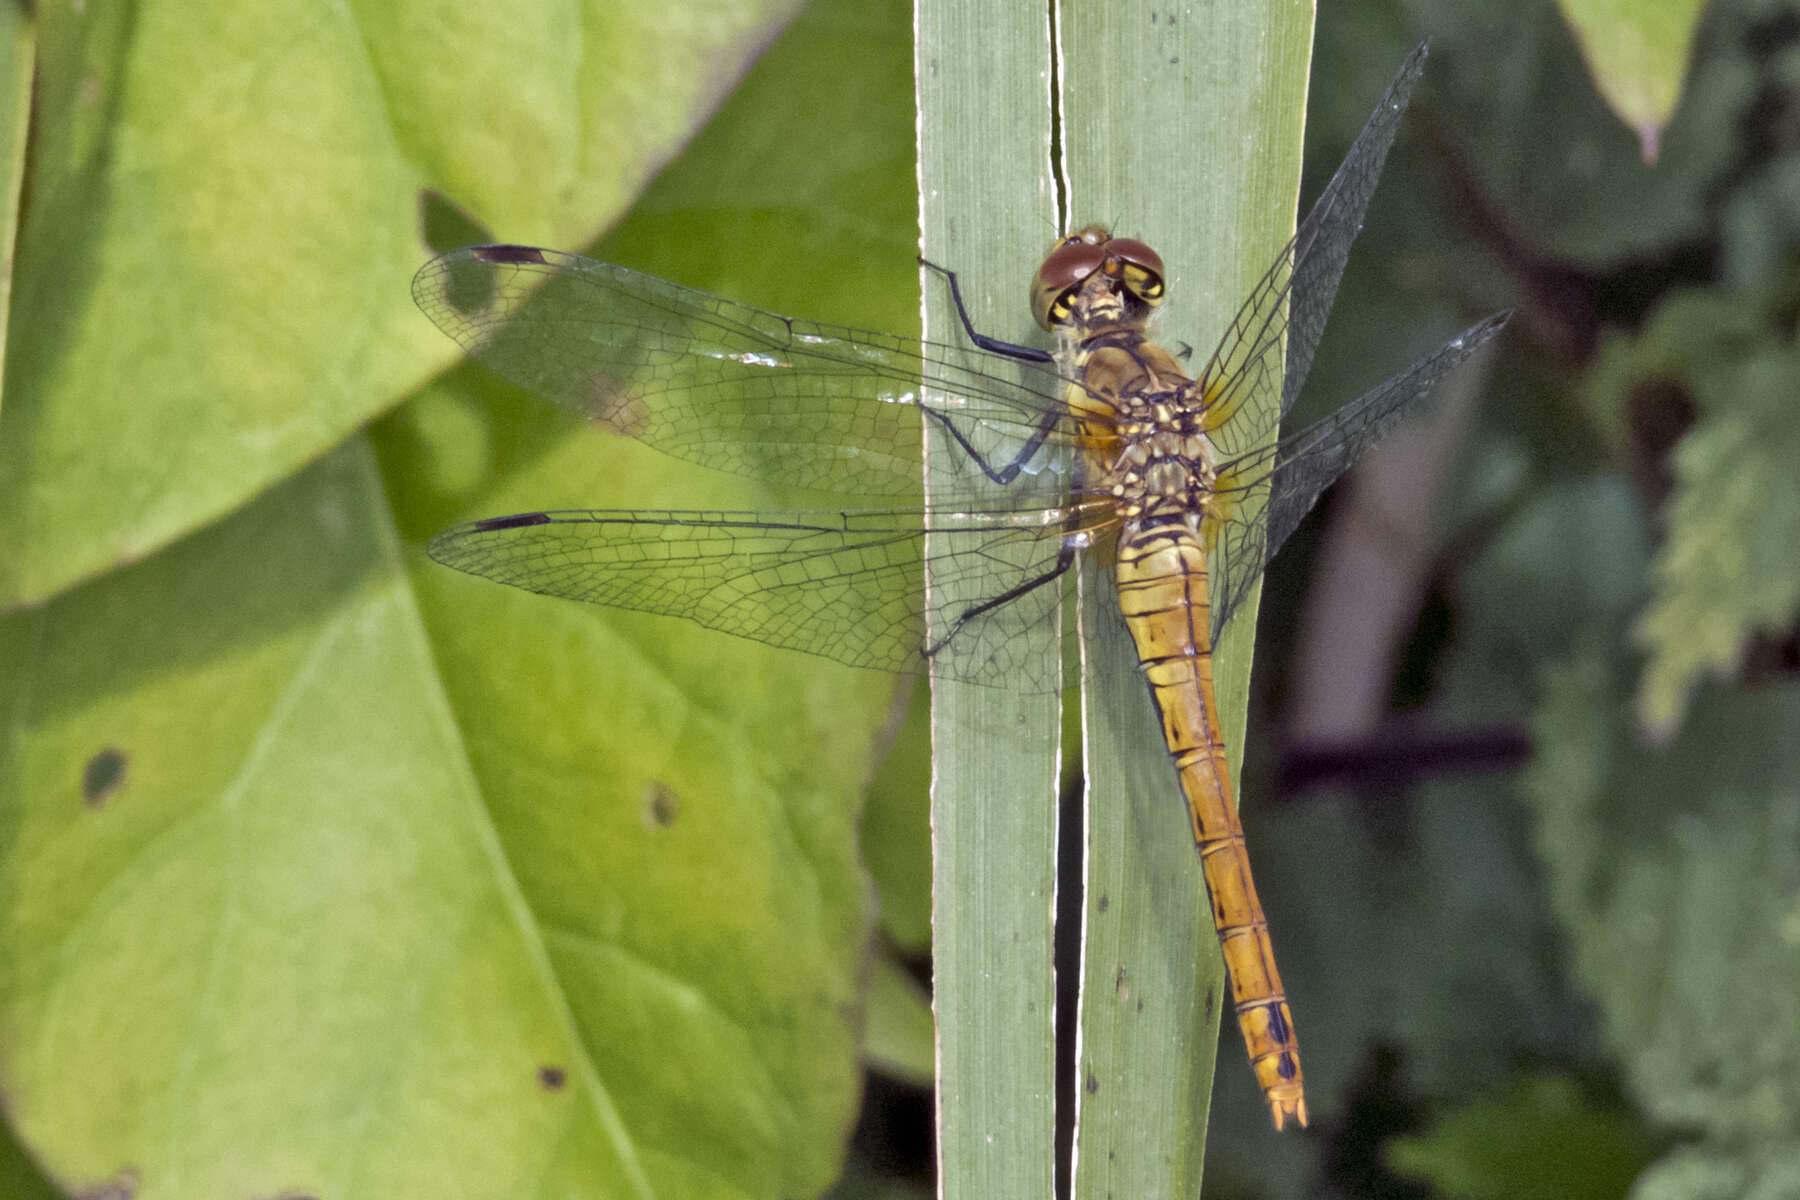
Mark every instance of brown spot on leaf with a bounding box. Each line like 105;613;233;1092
83;748;127;808
643;780;680;829
538;1065;567;1091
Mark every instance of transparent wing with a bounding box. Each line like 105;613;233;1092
413;245;1080;500
1194;42;1428;461
427;503;1118;689
1203;311;1510;643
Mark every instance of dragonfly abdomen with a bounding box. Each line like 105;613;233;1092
1114;524;1308;1130
1051;238;1307;1127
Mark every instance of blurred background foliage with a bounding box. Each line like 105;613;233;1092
1;0;1798;1196
1200;0;1800;1196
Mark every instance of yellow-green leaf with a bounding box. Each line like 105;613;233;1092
1555;0;1710;161
0;0;798;610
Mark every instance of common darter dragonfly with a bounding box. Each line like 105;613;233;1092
413;43;1506;1129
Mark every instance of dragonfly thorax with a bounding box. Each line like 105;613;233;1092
1062;329;1221;532
1107;395;1219;529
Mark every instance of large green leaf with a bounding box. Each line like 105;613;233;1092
0;0;798;610
3;443;660;1196
1;0;919;1195
861;680;931;954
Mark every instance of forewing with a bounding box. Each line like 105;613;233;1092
412;246;1075;499
1203;312;1510;644
1194;43;1428;463
1281;43;1428;416
426;505;1103;690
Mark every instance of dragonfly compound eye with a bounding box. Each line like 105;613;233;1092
1031;229;1110;330
1104;237;1166;309
1031;228;1167;329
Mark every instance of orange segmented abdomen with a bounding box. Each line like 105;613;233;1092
1113;524;1307;1130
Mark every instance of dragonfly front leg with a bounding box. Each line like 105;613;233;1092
920;257;1055;363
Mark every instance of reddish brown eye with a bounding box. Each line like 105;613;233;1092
1030;236;1107;330
1106;238;1164;284
1105;237;1166;309
1037;240;1106;291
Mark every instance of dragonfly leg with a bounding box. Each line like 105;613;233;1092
925;535;1077;660
917;257;1073;486
919;257;1055;363
920;403;1065;488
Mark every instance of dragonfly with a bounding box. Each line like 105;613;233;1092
413;43;1506;1130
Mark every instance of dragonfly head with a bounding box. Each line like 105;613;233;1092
1030;225;1166;332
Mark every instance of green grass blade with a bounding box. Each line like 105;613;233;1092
1059;2;1313;1188
916;2;1062;1195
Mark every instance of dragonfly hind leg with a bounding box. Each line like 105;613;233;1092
924;536;1078;664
